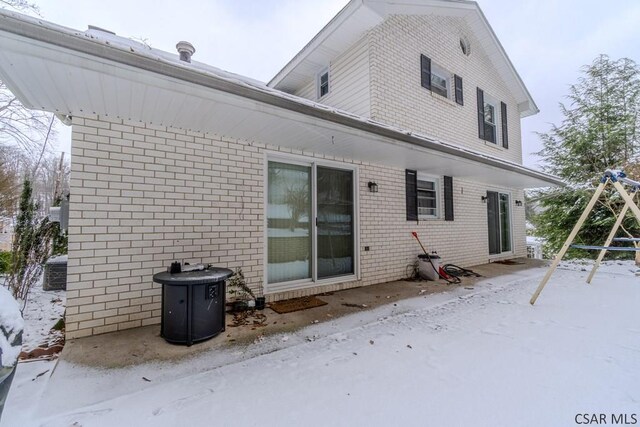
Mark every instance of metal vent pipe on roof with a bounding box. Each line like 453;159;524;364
176;41;195;63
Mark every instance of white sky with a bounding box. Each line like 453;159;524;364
12;0;640;170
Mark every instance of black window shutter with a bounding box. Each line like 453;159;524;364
477;88;485;140
501;101;509;149
405;170;418;221
420;55;431;90
454;75;464;106
444;176;454;221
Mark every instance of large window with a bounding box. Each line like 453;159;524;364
267;157;357;291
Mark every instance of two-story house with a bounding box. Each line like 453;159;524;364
0;0;561;339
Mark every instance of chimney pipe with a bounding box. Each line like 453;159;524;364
176;41;195;63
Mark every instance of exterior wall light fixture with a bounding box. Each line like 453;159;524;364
515;200;523;207
368;182;379;193
481;195;487;203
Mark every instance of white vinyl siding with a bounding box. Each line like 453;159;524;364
294;36;371;117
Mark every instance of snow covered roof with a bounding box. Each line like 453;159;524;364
0;9;561;188
268;0;539;118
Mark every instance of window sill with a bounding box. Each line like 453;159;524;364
482;140;507;151
418;216;440;221
430;91;458;107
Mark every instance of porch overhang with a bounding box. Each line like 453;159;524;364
0;10;562;189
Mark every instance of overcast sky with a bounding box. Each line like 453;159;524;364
10;0;640;170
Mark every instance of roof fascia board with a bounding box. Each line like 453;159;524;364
365;0;478;14
0;12;559;186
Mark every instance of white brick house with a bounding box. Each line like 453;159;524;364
0;0;561;339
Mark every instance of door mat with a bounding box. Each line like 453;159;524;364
493;259;526;265
269;296;328;314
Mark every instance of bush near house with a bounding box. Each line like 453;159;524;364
0;251;10;275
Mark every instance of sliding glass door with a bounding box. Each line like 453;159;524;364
317;166;355;279
267;161;312;284
487;191;512;255
267;158;357;289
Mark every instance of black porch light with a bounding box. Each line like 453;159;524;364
368;181;379;193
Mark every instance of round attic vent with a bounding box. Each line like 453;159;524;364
460;36;471;56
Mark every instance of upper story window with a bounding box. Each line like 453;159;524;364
318;68;330;99
420;54;464;105
477;88;508;149
483;99;497;143
430;64;449;98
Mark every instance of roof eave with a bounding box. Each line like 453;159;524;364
471;4;539;117
0;10;561;188
269;0;539;116
268;0;364;89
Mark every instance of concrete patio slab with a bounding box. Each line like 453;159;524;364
60;258;545;368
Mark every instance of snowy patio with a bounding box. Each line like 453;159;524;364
4;260;640;426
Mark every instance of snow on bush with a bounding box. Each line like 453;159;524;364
0;286;24;367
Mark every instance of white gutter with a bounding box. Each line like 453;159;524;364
0;9;562;187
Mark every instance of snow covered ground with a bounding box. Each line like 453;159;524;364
21;280;65;353
0;277;65;354
3;261;640;427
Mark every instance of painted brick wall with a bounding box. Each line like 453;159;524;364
368;14;524;164
66;115;525;338
291;14;527;166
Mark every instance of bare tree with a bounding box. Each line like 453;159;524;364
0;146;21;219
0;81;53;157
0;0;53;158
32;152;69;215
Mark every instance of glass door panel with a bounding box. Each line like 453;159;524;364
487;191;500;255
487;191;512;254
499;193;512;252
267;161;312;284
317;167;354;279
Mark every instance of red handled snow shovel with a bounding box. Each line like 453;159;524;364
411;231;459;284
